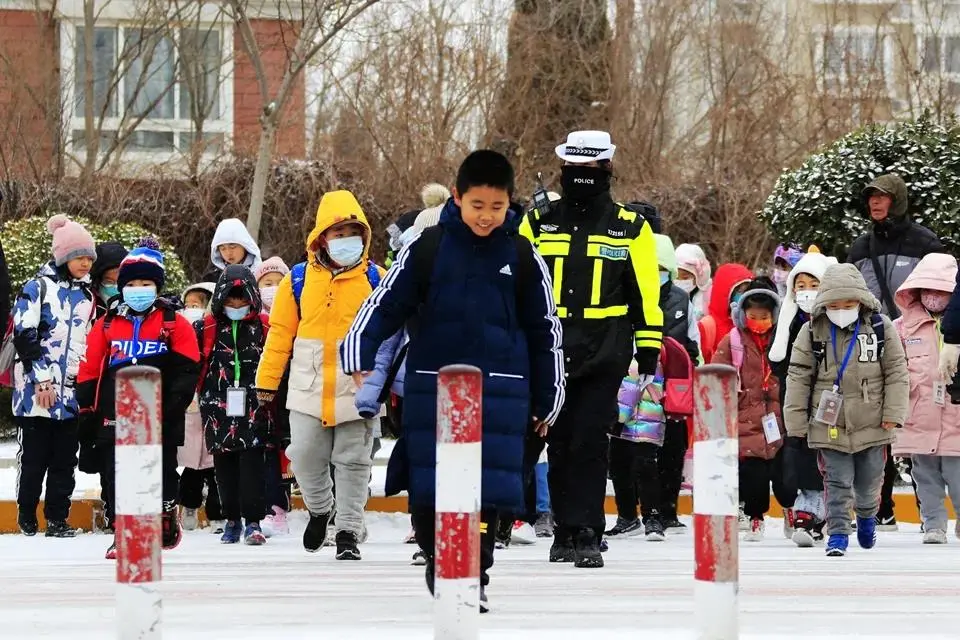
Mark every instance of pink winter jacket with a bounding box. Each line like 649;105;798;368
177;396;214;470
892;253;960;457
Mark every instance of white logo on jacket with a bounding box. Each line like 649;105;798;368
857;334;880;362
499;265;512;275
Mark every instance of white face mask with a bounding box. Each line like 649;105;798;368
675;279;695;294
794;290;818;314
260;285;278;310
181;307;205;324
327;236;364;267
826;307;860;328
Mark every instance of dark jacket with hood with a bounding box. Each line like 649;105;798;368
196;265;272;454
847;174;944;319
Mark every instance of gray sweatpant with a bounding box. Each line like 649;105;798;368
910;455;960;532
818;446;886;535
287;411;374;536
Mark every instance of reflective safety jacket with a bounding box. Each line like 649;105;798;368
520;194;664;378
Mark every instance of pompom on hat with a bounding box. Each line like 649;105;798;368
118;237;166;291
47;214;97;267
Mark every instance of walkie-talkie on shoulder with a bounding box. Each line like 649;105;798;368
530;172;553;214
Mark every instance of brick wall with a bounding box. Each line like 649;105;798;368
233;18;306;158
0;9;59;178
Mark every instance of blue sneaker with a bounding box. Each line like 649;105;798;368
244;521;266;546
825;534;849;557
220;520;242;544
856;516;876;549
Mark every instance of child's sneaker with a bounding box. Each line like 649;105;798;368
18;511;38;537
411;548;427;566
495;519;512;549
209;520;226;535
644;513;666;542
791;511;822;548
875;514;898;531
549;528;575;563
243;522;266;546
782;508;796;539
743;518;764;542
660;515;687;534
221;520;243;544
825;534;849;556
856;516;876;549
534;512;555;538
105;539;117;560
303;512;330;553
604;517;643;537
45;520;79;538
261;506;289;538
573;527;603;568
182;508;199;531
335;531;361;560
161;503;182;550
511;521;537;545
923;528;947;544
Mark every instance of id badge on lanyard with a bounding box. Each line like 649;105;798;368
225;320;246;417
816;321;860;437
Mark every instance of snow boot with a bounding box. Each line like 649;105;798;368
303;512;330;553
549;526;575;563
45;520;78;538
604;516;643;537
825;534;849;557
856;516;877;549
243;521;266;546
221;520;243;544
161;502;182;550
644;514;666;542
335;530;361;560
18;511;38;537
573;527;604;568
534;512;555;538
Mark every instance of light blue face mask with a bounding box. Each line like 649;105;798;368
224;306;250;321
99;284;119;301
658;271;670;286
327;236;364;267
123;286;157;312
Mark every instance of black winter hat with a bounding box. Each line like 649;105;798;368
91;242;128;284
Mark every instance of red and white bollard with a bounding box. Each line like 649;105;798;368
115;366;163;639
434;365;482;640
693;364;739;640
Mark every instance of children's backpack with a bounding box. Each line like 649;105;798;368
0;279;48;382
699;315;717;362
805;312;885;418
661;336;694;417
290;261;381;319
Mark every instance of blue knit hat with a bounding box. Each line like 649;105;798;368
118;237;166;291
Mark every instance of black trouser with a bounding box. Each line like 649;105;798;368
739;450;794;519
657;419;687;519
548;374;622;536
214;448;266;523
100;434;180;518
608;438;661;521
411;507;498;586
16;417;79;522
179;467;223;520
262;447;291;512
879;451;920;520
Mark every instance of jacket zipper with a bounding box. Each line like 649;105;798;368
59;279;76;420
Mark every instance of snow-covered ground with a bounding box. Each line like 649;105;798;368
1;512;957;639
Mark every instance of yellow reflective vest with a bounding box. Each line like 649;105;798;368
519;196;664;377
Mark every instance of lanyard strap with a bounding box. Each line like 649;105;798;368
830;319;860;389
231;320;240;387
936;316;944;352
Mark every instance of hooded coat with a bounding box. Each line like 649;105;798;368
255;190;385;426
675;243;712;321
712;287;784;460
197;265;272;454
203;219;263;283
847;174;944;319
783;264;909;454
891;253;960;457
698;263;753;363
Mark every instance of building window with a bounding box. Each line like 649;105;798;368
68;23;229;158
822;31;886;81
922;35;960;75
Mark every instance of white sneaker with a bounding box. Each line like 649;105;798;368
261;506;289;538
510;521;537;545
182;508;199;531
923;528;948;544
208;520;226;535
743;518;765;542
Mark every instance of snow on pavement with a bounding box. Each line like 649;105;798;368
0;512;957;639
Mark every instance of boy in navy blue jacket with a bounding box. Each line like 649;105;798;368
342;150;565;611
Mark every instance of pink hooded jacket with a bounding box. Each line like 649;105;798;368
892;253;960;457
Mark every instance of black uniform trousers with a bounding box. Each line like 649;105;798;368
739;449;795;519
16;417;79;522
411;507;499;586
608;438;661;521
179;466;223;520
214;448;267;523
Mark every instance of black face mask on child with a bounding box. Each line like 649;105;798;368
560;165;611;201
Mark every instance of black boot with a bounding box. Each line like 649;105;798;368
335;530;361;560
18;510;38;536
45;520;78;538
573;527;604;568
549;525;575;563
303;512;330;553
161;501;182;550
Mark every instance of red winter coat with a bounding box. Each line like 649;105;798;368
698;263;753;363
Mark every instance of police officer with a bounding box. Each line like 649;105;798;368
520;130;664;568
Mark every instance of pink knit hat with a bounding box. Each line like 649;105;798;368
47;214;97;266
254;256;290;283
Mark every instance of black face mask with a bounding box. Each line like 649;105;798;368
560;165;611;201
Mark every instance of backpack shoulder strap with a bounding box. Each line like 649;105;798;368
807;324;827;418
291;262;307;319
366;261;382;290
159;307;178;343
729;328;744;371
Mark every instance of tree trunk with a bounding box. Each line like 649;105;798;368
487;0;613;184
246;118;277;241
80;0;97;185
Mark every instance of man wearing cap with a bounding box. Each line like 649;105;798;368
846;173;943;533
520;130;664;568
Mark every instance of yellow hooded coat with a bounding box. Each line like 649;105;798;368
255;190;384;426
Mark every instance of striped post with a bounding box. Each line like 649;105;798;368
434;364;482;640
115;366;163;640
692;364;739;640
